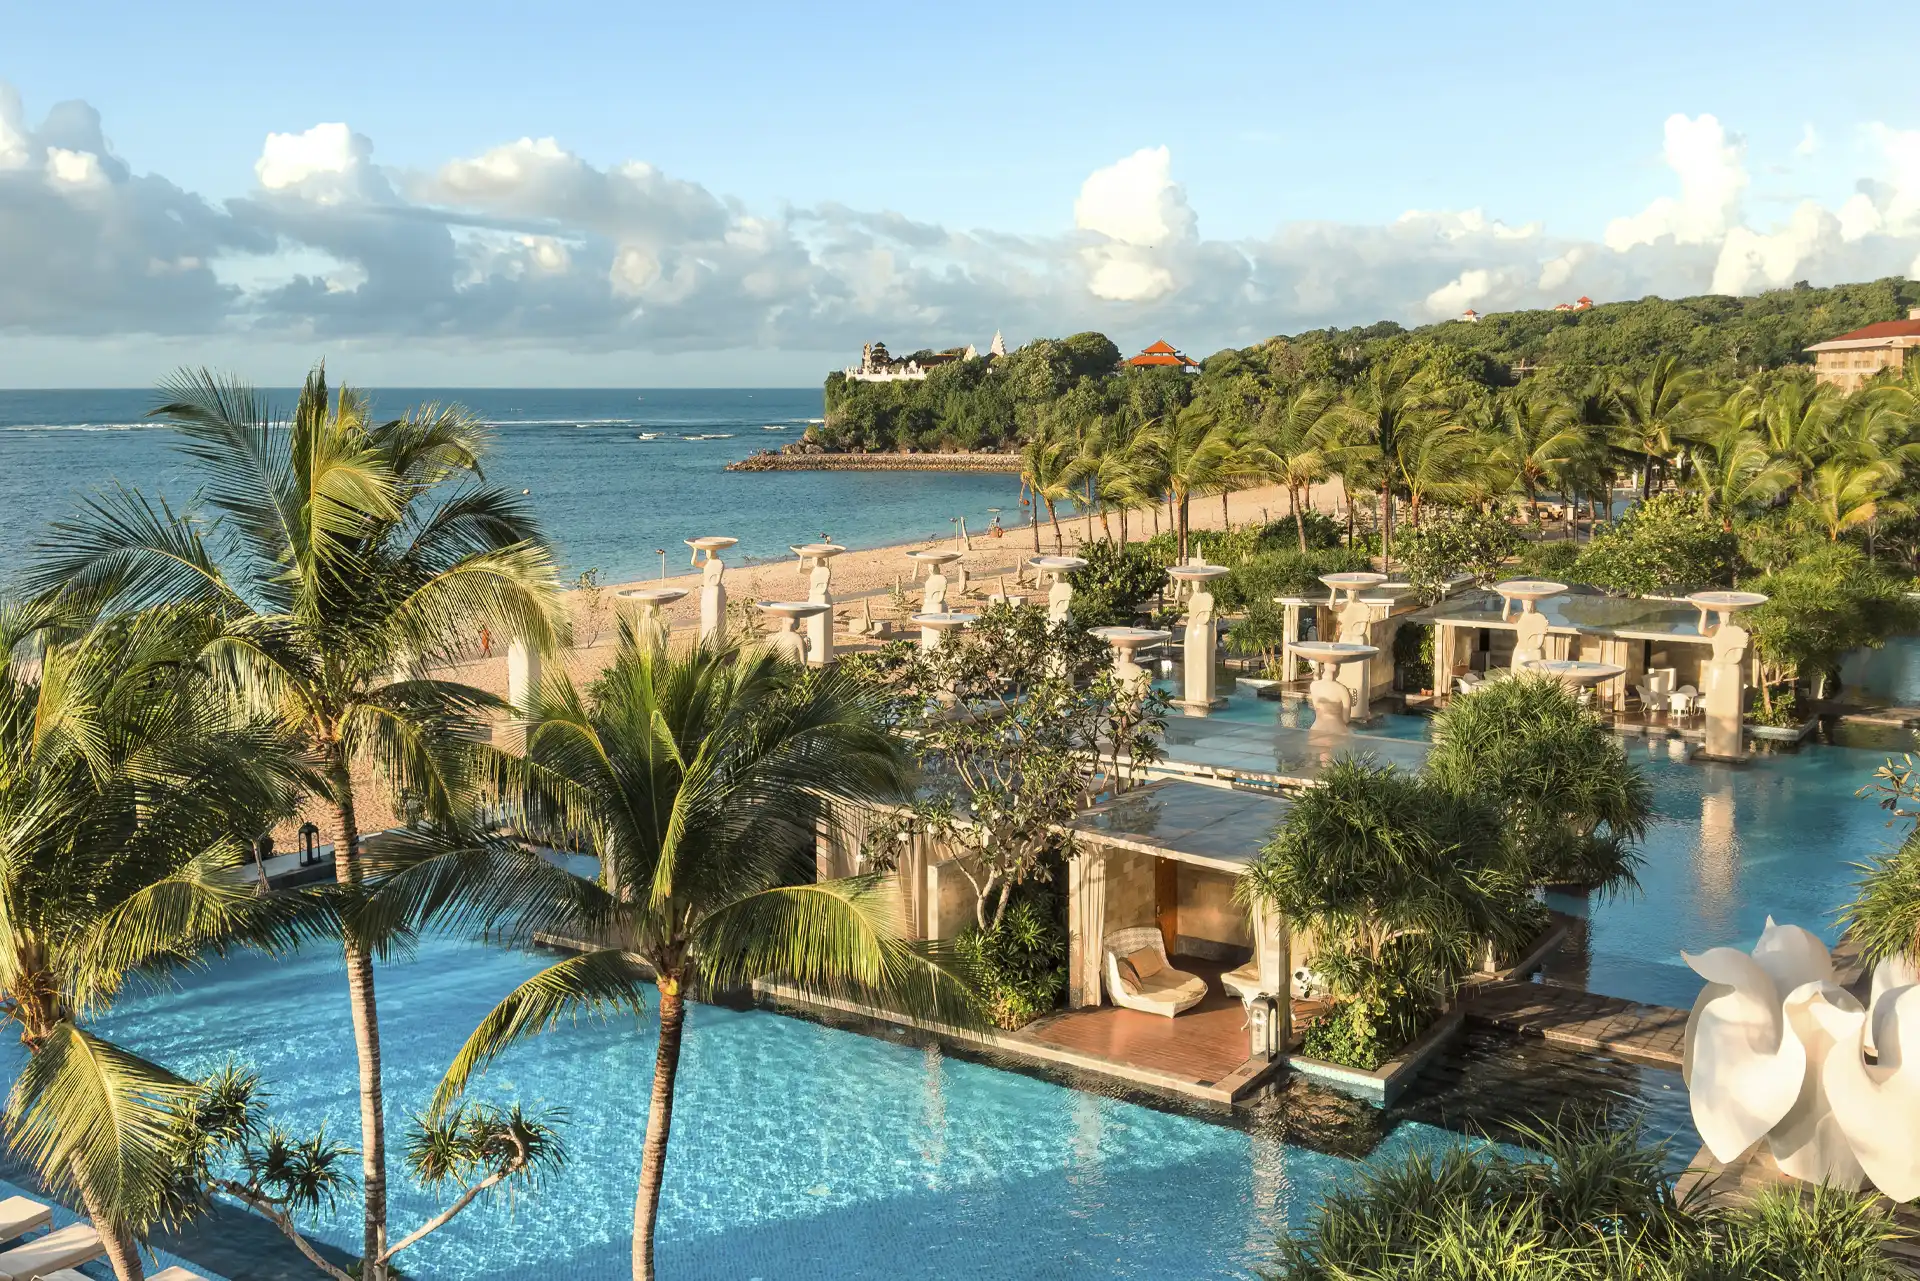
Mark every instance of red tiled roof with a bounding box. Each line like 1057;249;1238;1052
1823;319;1920;343
1140;339;1179;354
1129;339;1195;368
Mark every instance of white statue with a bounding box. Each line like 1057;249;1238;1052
807;562;834;664
1511;609;1550;671
1047;576;1073;625
699;554;727;645
1681;918;1920;1197
923;568;949;615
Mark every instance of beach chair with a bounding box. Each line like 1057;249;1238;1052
0;1199;50;1245
149;1268;212;1281
0;1222;104;1281
1103;926;1207;1017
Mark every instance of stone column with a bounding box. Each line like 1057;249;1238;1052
1181;587;1224;709
1279;597;1305;682
807;563;834;665
698;554;727;645
506;638;541;751
1047;576;1074;625
1334;602;1374;716
923;569;950;615
1703;622;1750;759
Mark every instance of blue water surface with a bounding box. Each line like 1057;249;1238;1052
91;937;1459;1281
0;389;1023;585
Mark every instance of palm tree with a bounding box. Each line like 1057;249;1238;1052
1614;355;1711;497
1800;456;1903;541
1337;354;1433;567
1131;404;1241;560
401;639;975;1281
1020;429;1078;552
0;601;304;1280
25;367;566;1280
1066;416;1149;545
1254;382;1337;551
1486;388;1587;527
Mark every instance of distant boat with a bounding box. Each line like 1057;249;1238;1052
636;432;660;440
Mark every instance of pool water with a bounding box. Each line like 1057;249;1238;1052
90;936;1468;1281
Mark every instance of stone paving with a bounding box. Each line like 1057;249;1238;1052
1462;981;1688;1068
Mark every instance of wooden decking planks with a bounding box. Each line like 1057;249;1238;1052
1016;957;1253;1088
1463;982;1688;1068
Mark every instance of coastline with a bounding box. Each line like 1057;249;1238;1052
726;450;1022;472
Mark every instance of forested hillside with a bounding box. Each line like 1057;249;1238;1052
819;276;1920;453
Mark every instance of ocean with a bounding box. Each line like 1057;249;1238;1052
0;388;1025;586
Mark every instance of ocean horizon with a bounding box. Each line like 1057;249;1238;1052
0;387;1026;585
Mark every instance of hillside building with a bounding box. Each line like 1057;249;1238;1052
1126;340;1200;373
1806;309;1920;392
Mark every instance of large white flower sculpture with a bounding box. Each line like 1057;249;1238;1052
1682;919;1920;1198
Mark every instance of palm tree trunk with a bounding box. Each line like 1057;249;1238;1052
1029;505;1040;553
1291;486;1307;553
1221;490;1231;529
1378;485;1392;569
75;1171;143;1281
1047;501;1063;552
328;767;389;1281
633;982;689;1281
1176;491;1190;561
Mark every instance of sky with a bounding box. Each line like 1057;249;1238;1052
2;0;1919;387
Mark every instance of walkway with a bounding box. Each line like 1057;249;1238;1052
1462;982;1688;1068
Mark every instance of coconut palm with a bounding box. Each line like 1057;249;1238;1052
1486;388;1588;527
24;366;566;1279
1020;428;1079;552
1336;354;1435;567
1130;403;1242;560
395;639;975;1281
1614;355;1711;497
1800;456;1903;541
0;600;306;1280
1254;382;1337;551
1066;416;1149;544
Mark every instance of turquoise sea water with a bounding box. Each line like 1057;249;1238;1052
0;389;1023;585
87;936;1467;1281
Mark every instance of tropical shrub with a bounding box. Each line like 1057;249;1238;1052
953;897;1067;1029
1744;543;1916;708
1215;547;1373;613
1518;538;1581;578
1066;538;1165;629
1571;491;1737;594
1266;1115;1906;1280
1844;753;1920;964
1397;505;1521;600
1425;675;1650;891
1240;757;1533;1069
1391;621;1433;692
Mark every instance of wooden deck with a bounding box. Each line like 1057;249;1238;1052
1463;981;1687;1068
1016;958;1254;1089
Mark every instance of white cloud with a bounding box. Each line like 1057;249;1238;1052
4;83;1920;364
1604;113;1748;251
1796;123;1820;157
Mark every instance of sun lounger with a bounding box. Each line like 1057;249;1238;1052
1103;926;1207;1016
0;1200;50;1245
0;1222;104;1281
150;1268;212;1281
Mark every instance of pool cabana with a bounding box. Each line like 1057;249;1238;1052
1404;585;1756;756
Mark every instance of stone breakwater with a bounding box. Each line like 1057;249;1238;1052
726;450;1023;473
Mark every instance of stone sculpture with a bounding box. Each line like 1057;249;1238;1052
1682;918;1920;1198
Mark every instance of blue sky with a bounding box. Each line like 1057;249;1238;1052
1;0;1916;385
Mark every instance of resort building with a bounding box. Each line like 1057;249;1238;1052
1459;309;1481;323
1806;308;1920;392
1127;339;1201;373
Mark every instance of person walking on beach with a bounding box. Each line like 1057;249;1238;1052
479;625;492;658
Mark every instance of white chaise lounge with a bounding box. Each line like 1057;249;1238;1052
151;1269;212;1281
0;1199;50;1246
0;1222;104;1281
1103;926;1207;1017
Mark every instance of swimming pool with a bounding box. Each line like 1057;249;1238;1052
90;936;1468;1281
